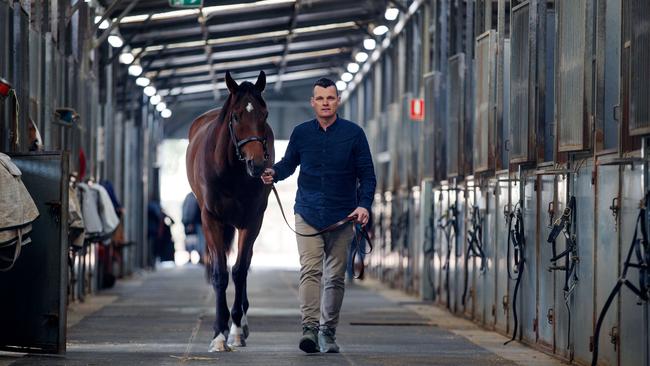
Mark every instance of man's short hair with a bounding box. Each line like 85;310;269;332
313;78;338;96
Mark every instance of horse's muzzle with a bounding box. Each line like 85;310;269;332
246;159;265;178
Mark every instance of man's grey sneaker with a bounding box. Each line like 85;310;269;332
318;327;340;353
299;324;319;353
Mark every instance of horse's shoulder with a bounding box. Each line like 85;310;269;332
189;108;222;140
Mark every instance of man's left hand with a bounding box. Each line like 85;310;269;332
348;207;370;226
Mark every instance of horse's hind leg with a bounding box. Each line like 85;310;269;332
229;219;262;347
202;212;235;352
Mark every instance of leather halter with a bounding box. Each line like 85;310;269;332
227;112;269;162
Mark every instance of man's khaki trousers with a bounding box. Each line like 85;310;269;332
295;214;355;330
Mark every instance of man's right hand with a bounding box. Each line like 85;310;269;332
261;168;275;185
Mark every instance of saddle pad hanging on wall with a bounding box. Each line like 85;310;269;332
0;153;40;271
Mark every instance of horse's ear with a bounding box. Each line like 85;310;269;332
225;71;238;94
255;70;266;92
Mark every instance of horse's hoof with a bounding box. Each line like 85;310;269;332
208;334;231;352
227;334;246;347
228;323;247;347
242;315;250;339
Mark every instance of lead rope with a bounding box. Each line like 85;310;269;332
270;185;372;279
546;196;578;358
462;205;487;308
592;192;650;366
438;203;458;309
504;200;525;345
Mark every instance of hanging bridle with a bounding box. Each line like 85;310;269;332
227;112;270;162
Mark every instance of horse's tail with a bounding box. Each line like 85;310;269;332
204;224;236;283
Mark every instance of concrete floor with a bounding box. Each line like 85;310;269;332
0;265;564;365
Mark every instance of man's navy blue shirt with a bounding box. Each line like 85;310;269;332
273;116;376;230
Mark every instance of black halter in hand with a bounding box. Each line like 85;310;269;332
227;112;270;162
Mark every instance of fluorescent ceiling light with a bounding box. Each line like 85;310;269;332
162;69;330;95
373;25;389;36
341;72;353;82
156;102;167;112
119;0;296;24
355;52;368;63
385;7;399;21
107;34;124;48
336;81;347;91
156;48;345;77
135;77;150;87
161;109;172;118
149;95;162;105
144;86;157;97
130;22;356;56
128;64;143;77
347;63;360;73
119;53;134;64
363;38;376;50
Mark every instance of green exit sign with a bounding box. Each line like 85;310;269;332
169;0;203;8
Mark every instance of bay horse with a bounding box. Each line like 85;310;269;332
186;70;274;352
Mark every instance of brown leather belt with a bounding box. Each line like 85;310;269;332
270;186;372;279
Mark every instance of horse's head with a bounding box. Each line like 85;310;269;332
225;70;269;178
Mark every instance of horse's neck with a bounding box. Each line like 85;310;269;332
211;116;238;173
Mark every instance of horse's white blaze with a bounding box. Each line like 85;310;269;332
208;333;231;352
246;102;254;112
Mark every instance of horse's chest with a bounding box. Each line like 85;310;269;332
207;181;264;225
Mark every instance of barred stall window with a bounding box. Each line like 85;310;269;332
509;2;533;163
447;53;465;178
474;30;497;173
629;0;650;135
556;0;588;152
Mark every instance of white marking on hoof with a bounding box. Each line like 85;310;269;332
228;323;246;347
208;333;231;352
246;102;254;112
241;314;249;339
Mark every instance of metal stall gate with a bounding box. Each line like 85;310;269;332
573;161;596;364
0;152;69;354
619;163;645;366
495;171;510;334
594;163;620;365
520;173;537;345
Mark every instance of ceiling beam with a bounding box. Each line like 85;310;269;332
274;0;301;92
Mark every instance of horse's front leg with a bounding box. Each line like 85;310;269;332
202;212;235;352
229;218;263;347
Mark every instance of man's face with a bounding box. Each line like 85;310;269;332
311;85;339;120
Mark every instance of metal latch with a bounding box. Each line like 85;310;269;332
502;295;509;314
547;308;554;324
547;201;555;228
609;326;618;351
609;197;619;231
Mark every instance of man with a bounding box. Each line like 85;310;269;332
261;78;376;353
181;192;205;263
